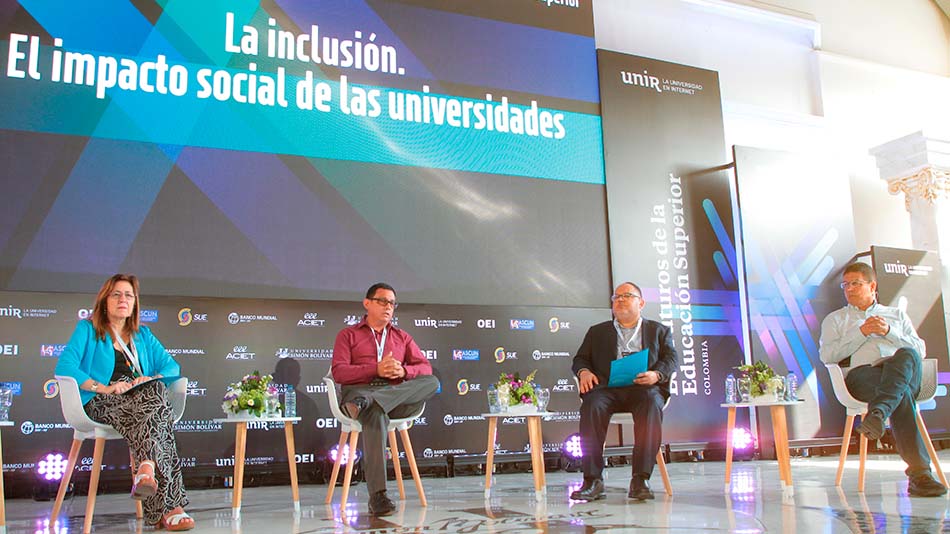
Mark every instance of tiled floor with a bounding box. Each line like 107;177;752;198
4;451;949;533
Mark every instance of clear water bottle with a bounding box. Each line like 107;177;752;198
786;372;798;401
487;384;499;413
284;385;297;417
724;373;736;404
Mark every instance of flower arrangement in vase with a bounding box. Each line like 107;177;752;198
222;371;278;418
734;361;785;402
495;370;539;414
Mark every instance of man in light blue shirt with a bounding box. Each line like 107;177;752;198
819;262;945;497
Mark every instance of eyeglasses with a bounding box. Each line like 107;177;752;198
839;281;869;289
108;291;136;301
610;293;641;302
368;297;398;309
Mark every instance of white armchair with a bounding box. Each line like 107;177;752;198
322;374;427;509
50;376;188;533
825;359;946;492
572;376;672;495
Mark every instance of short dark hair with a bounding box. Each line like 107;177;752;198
615;281;643;297
843;263;875;283
365;282;396;299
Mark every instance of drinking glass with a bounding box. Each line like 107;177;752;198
736;377;752;403
771;377;786;402
265;394;281;417
536;388;551;412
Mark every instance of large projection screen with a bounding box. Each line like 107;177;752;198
0;0;609;306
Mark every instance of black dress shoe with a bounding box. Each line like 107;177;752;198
570;478;605;501
628;475;654;500
368;490;396;516
908;473;948;497
856;409;885;441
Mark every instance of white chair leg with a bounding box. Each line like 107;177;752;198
325;431;348;504
836;415;855;487
915;409;949;488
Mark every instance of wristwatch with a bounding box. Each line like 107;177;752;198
90;381;100;393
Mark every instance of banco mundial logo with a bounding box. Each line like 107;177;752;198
21;421;34;434
443;414;454;426
423;448;434;458
228;312;240;325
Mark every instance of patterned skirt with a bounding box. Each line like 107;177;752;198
84;380;188;524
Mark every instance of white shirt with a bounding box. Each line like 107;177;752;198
613;317;643;358
819;301;925;369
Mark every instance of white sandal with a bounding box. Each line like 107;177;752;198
158;511;194;531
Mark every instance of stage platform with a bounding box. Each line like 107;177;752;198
4;450;949;533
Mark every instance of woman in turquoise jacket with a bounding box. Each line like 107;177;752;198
55;274;194;531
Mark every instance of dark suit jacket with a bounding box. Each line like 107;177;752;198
571;319;678;399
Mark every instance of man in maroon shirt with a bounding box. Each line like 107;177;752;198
331;282;439;516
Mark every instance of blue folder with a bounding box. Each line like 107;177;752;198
608;349;649;387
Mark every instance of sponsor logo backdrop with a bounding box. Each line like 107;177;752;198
0;290;607;479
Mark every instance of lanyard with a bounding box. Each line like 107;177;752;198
112;329;142;376
373;326;388;362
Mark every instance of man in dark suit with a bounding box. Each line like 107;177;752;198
570;282;678;501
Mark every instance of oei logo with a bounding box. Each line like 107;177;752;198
476;319;496;329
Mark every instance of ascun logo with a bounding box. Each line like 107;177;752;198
452;349;480;361
621;70;661;93
0;382;22;395
510;319;535;330
40;344;66;358
0;305;22;319
177;307;208;326
43;379;59;399
139;309;159;323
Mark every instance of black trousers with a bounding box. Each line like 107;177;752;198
579;384;665;480
845;347;930;476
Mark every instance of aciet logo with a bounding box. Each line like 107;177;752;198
43;379;59;399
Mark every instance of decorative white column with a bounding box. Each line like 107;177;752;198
869;130;950;329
